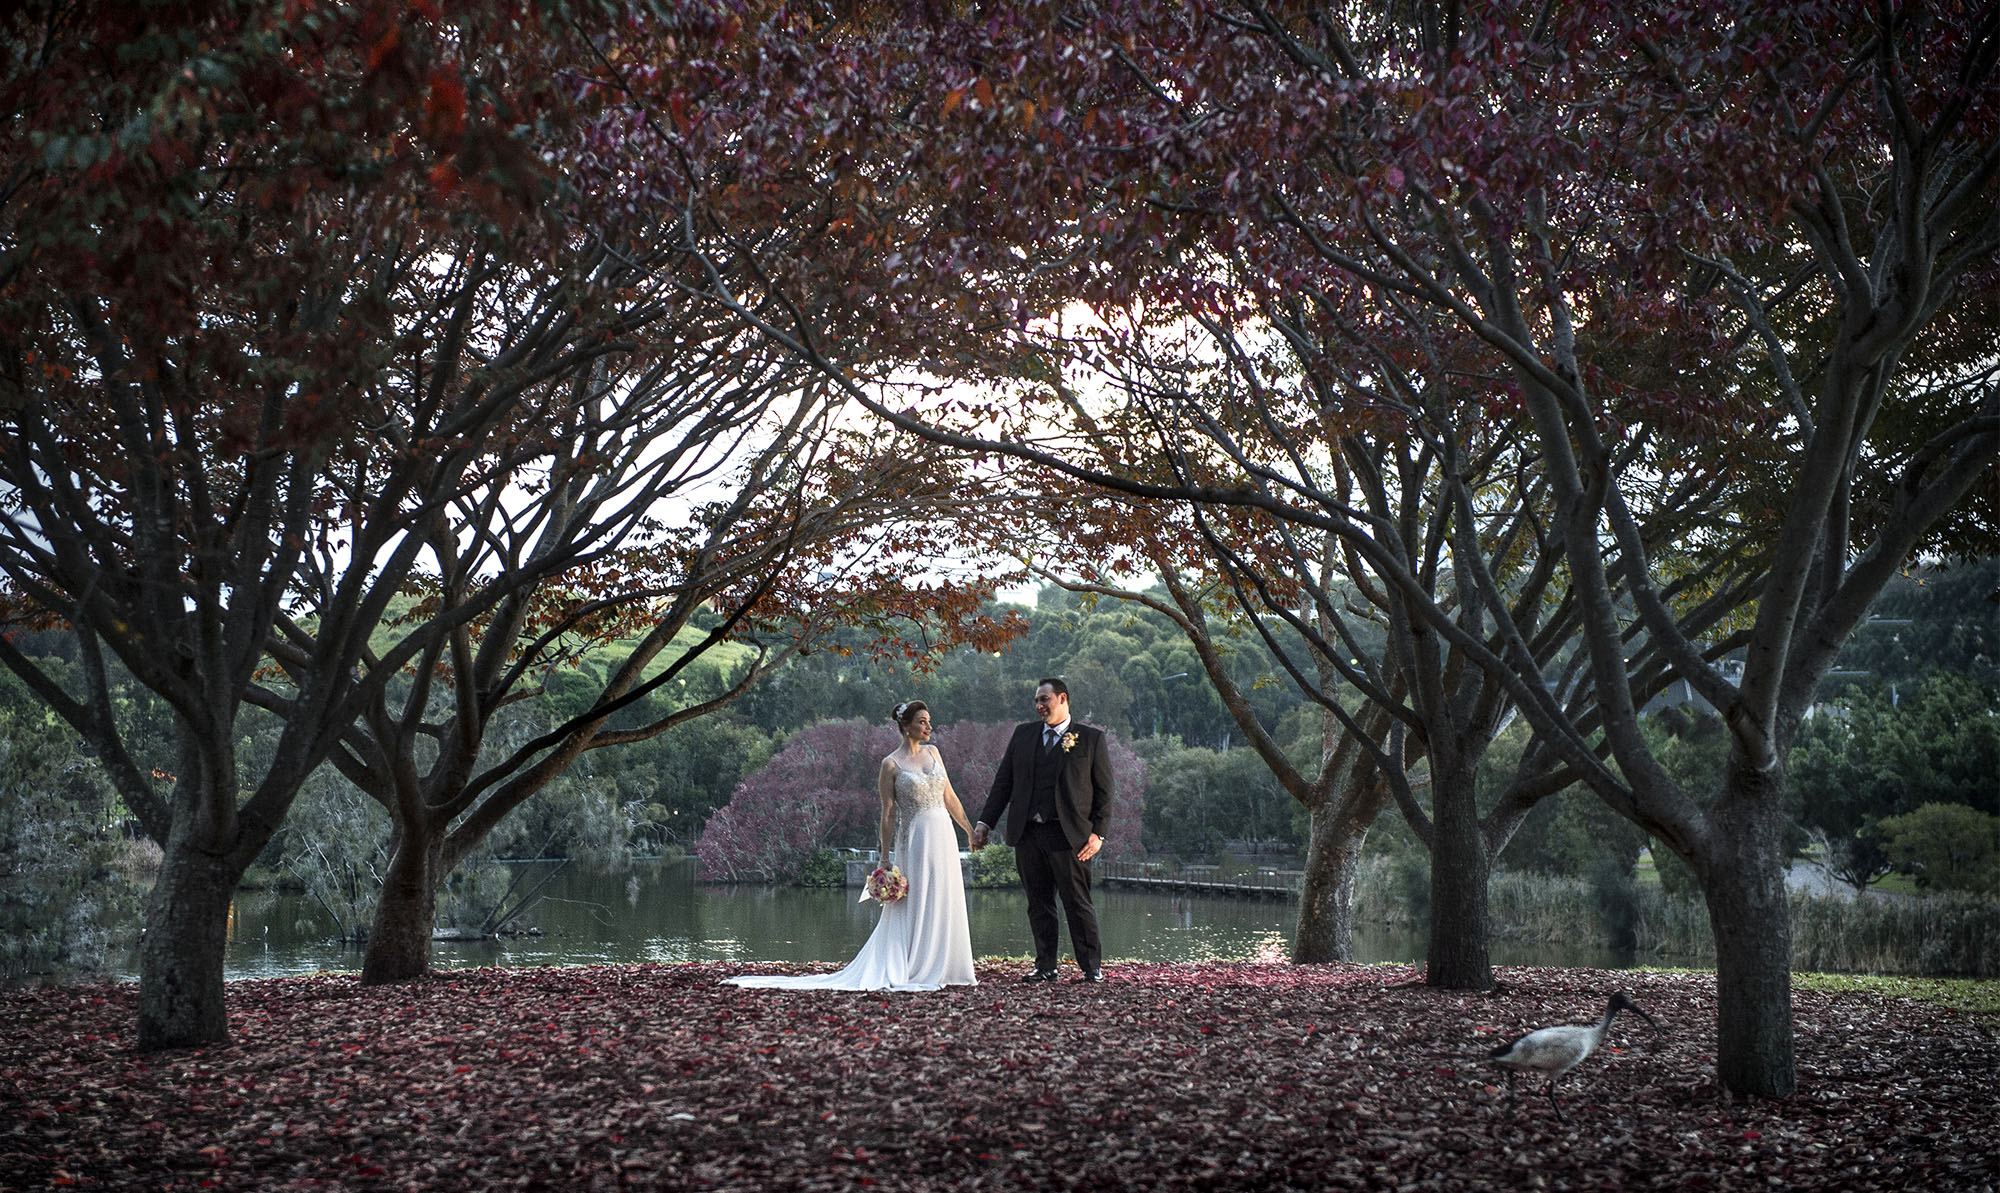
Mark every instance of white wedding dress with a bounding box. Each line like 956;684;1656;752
727;758;976;991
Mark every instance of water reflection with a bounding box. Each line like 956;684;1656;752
140;858;1645;982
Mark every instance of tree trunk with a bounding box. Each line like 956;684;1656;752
136;825;239;1050
361;830;444;985
1294;771;1387;963
1425;760;1492;989
1701;770;1797;1097
1294;811;1364;963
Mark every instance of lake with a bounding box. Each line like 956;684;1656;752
180;858;1644;981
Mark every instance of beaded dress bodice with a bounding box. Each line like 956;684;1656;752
893;761;949;842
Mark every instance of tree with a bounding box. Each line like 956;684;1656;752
0;0;648;1048
637;1;1761;989
1791;671;2000;891
1791;720;1899;892
1126;2;2000;1097
1010;522;1399;963
0;693;143;980
598;711;775;853
1876;803;2000;894
1821;556;2000;694
685;1;1998;1098
4;0;1031;1028
695;719;899;883
258;328;1013;984
1137;735;1308;861
1488;723;1648;882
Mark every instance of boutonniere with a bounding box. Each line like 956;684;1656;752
1061;731;1079;753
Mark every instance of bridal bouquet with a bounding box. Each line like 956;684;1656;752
861;865;909;905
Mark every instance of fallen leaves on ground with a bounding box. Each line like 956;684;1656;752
2;963;1995;1191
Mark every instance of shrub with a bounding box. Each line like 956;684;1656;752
0;716;145;981
1588;852;1640;953
799;847;847;888
970;843;1020;888
1875;802;2000;893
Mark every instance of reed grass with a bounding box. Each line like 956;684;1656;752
1350;856;2000;978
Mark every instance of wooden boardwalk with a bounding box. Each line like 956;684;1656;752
1096;862;1301;900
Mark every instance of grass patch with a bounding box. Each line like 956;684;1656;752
1621;965;2000;1019
1793;972;2000;1019
1637;966;2000;1016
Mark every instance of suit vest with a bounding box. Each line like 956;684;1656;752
1028;731;1062;822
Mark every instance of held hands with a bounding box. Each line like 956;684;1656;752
967;822;1099;858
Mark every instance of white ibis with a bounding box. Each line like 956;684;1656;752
1488;993;1657;1123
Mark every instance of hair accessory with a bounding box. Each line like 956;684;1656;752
892;701;909;723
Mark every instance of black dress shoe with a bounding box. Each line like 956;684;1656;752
1022;969;1058;983
1076;969;1104;983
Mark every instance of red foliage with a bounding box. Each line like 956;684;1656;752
2;964;1993;1191
696;719;1147;881
694;720;891;882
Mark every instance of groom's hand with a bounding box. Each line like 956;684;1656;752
970;823;989;851
1077;834;1102;862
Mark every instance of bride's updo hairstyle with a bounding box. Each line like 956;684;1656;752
891;700;928;736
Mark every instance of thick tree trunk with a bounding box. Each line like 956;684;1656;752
1294;808;1365;963
1701;771;1797;1097
361;831;444;985
1293;771;1387;963
1425;761;1492;989
136;825;239;1050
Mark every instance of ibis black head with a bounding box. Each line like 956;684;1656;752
1608;993;1659;1030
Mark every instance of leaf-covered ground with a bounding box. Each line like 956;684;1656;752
3;962;1995;1191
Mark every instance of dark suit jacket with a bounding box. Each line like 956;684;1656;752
979;721;1114;849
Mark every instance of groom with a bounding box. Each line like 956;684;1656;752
971;677;1113;982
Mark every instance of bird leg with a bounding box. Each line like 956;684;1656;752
1545;1078;1567;1124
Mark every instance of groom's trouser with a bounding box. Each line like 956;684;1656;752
1016;821;1101;972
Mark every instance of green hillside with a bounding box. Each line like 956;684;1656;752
356;596;759;689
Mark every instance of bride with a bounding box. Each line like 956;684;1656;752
727;701;977;991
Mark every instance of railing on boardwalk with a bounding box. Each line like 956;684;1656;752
1096;860;1302;899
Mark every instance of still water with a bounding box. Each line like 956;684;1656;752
194;859;1633;981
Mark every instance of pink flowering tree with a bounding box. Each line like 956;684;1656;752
697;718;1147;882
